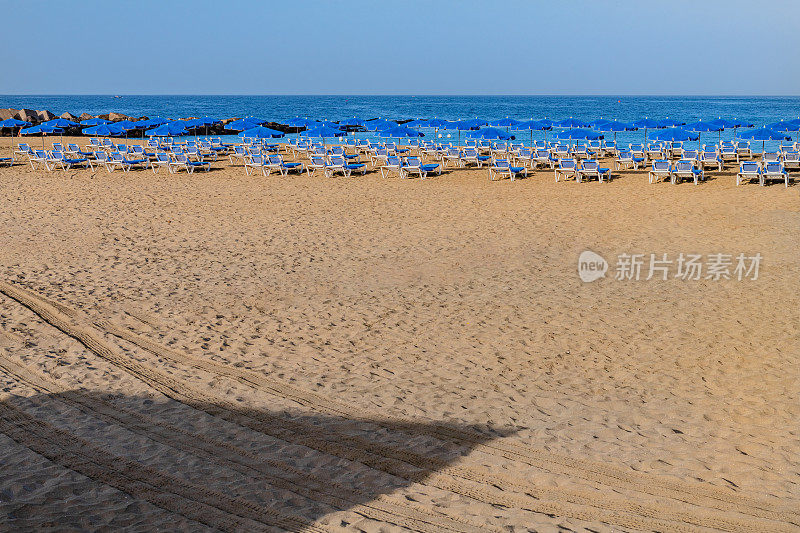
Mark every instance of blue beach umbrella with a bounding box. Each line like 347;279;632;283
181;118;205;129
114;120;138;130
555;128;603;141
597;120;637;144
556;117;589;129
453;118;488;130
42;118;78;129
378;125;424;138
633;118;660;129
489;117;521;128
633;118;661;141
146;122;188;137
82;124;125;149
109;119;139;145
738;127;792;151
686;120;722;147
133;118;165;129
708;118;737;129
0;118;31;156
282;117;316;128
598;120;636;132
425;118;451;128
651;128;699;142
445;118;487;143
195;117;220;136
466;127;515;140
42;118;78;145
767;120;800;132
363;119;397;131
0;118;30;128
226;118;266;131
404;119;428;128
239;126;285;138
590;118;612;129
685;120;721;132
21;124;62;134
21;124;64;148
657;118;684;128
80;117;111;126
514;119;553;144
339;117;366;128
82;124;125;137
301;125;345;143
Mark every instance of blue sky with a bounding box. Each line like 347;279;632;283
2;0;798;95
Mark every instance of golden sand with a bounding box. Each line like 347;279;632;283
0;137;797;531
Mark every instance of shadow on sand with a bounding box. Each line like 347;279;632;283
0;389;516;532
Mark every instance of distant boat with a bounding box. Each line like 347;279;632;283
114;95;122;99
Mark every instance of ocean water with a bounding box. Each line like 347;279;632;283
2;95;798;148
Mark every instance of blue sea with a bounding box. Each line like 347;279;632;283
2;95;798;149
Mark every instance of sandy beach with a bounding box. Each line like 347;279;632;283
0;136;798;532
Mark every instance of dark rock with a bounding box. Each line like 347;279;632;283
16;109;38;123
60;112;78;121
36;110;56;121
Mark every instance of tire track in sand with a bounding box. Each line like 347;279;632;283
1;280;796;532
0;357;489;533
93;304;800;526
0;397;328;533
